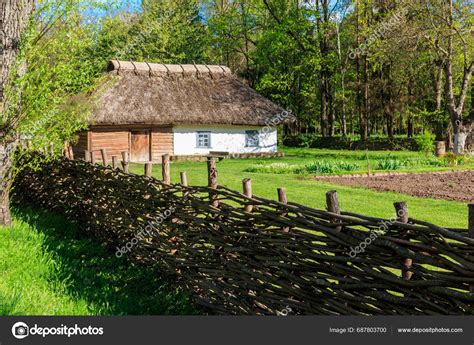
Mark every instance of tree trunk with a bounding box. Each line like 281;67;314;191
407;117;414;138
443;0;473;154
434;62;444;140
0;142;13;226
362;55;370;139
0;0;36;226
316;0;331;137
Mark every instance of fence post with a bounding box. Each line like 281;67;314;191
394;201;412;280
277;187;290;232
68;145;74;160
162;154;170;185
469;204;474;293
180;171;188;197
145;162;153;177
243;178;253;213
326;190;342;232
90;151;97;165
121;151;129;173
112;156;118;169
207;156;219;208
100;149;108;166
84;150;91;162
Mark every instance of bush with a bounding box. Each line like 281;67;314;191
282;134;419;151
415;131;435;156
443;152;471;167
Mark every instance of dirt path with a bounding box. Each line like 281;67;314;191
315;170;474;203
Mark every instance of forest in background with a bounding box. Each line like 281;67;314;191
2;0;473;152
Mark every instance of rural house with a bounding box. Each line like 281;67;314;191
73;60;288;162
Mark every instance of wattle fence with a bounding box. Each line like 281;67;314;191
13;155;474;315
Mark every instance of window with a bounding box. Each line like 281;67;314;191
246;130;260;147
196;131;211;148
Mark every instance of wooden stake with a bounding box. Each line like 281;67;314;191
162;154;170;185
394;202;409;223
180;171;188;197
121;151;129;173
277;187;287;204
112;156;118;170
84;150;91;162
68;145;74;160
278;187;290;232
122;161;129;174
121;151;129;163
145;162;153;177
100;149;108;166
469;204;474;293
207;156;219;207
90;151;97;165
326;190;342;232
242;178;253;213
394;201;412;280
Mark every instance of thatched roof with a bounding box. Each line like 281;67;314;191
90;60;287;127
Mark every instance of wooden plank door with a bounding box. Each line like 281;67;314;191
131;130;151;162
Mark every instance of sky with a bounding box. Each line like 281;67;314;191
83;0;141;19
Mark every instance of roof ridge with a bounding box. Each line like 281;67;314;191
107;60;232;77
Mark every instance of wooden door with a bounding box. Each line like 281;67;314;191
131;130;150;162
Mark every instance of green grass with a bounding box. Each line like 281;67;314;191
0;205;200;315
129;148;472;229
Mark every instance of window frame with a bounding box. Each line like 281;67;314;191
245;130;260;148
196;131;212;149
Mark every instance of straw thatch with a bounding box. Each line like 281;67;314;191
90;60;287;127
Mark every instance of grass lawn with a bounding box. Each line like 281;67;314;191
129;148;472;229
0;206;199;315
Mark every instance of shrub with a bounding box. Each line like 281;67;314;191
415;131;435;156
282;135;419;151
443;152;471;167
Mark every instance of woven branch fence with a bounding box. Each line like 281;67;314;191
13;153;474;315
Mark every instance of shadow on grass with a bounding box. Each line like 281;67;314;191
11;203;201;315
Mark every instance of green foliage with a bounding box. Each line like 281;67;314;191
245;160;360;175
375;158;406;171
2;0;107;153
92;0;210;65
443;152;471;167
245;162;299;174
415;131;436;156
303;161;337;174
